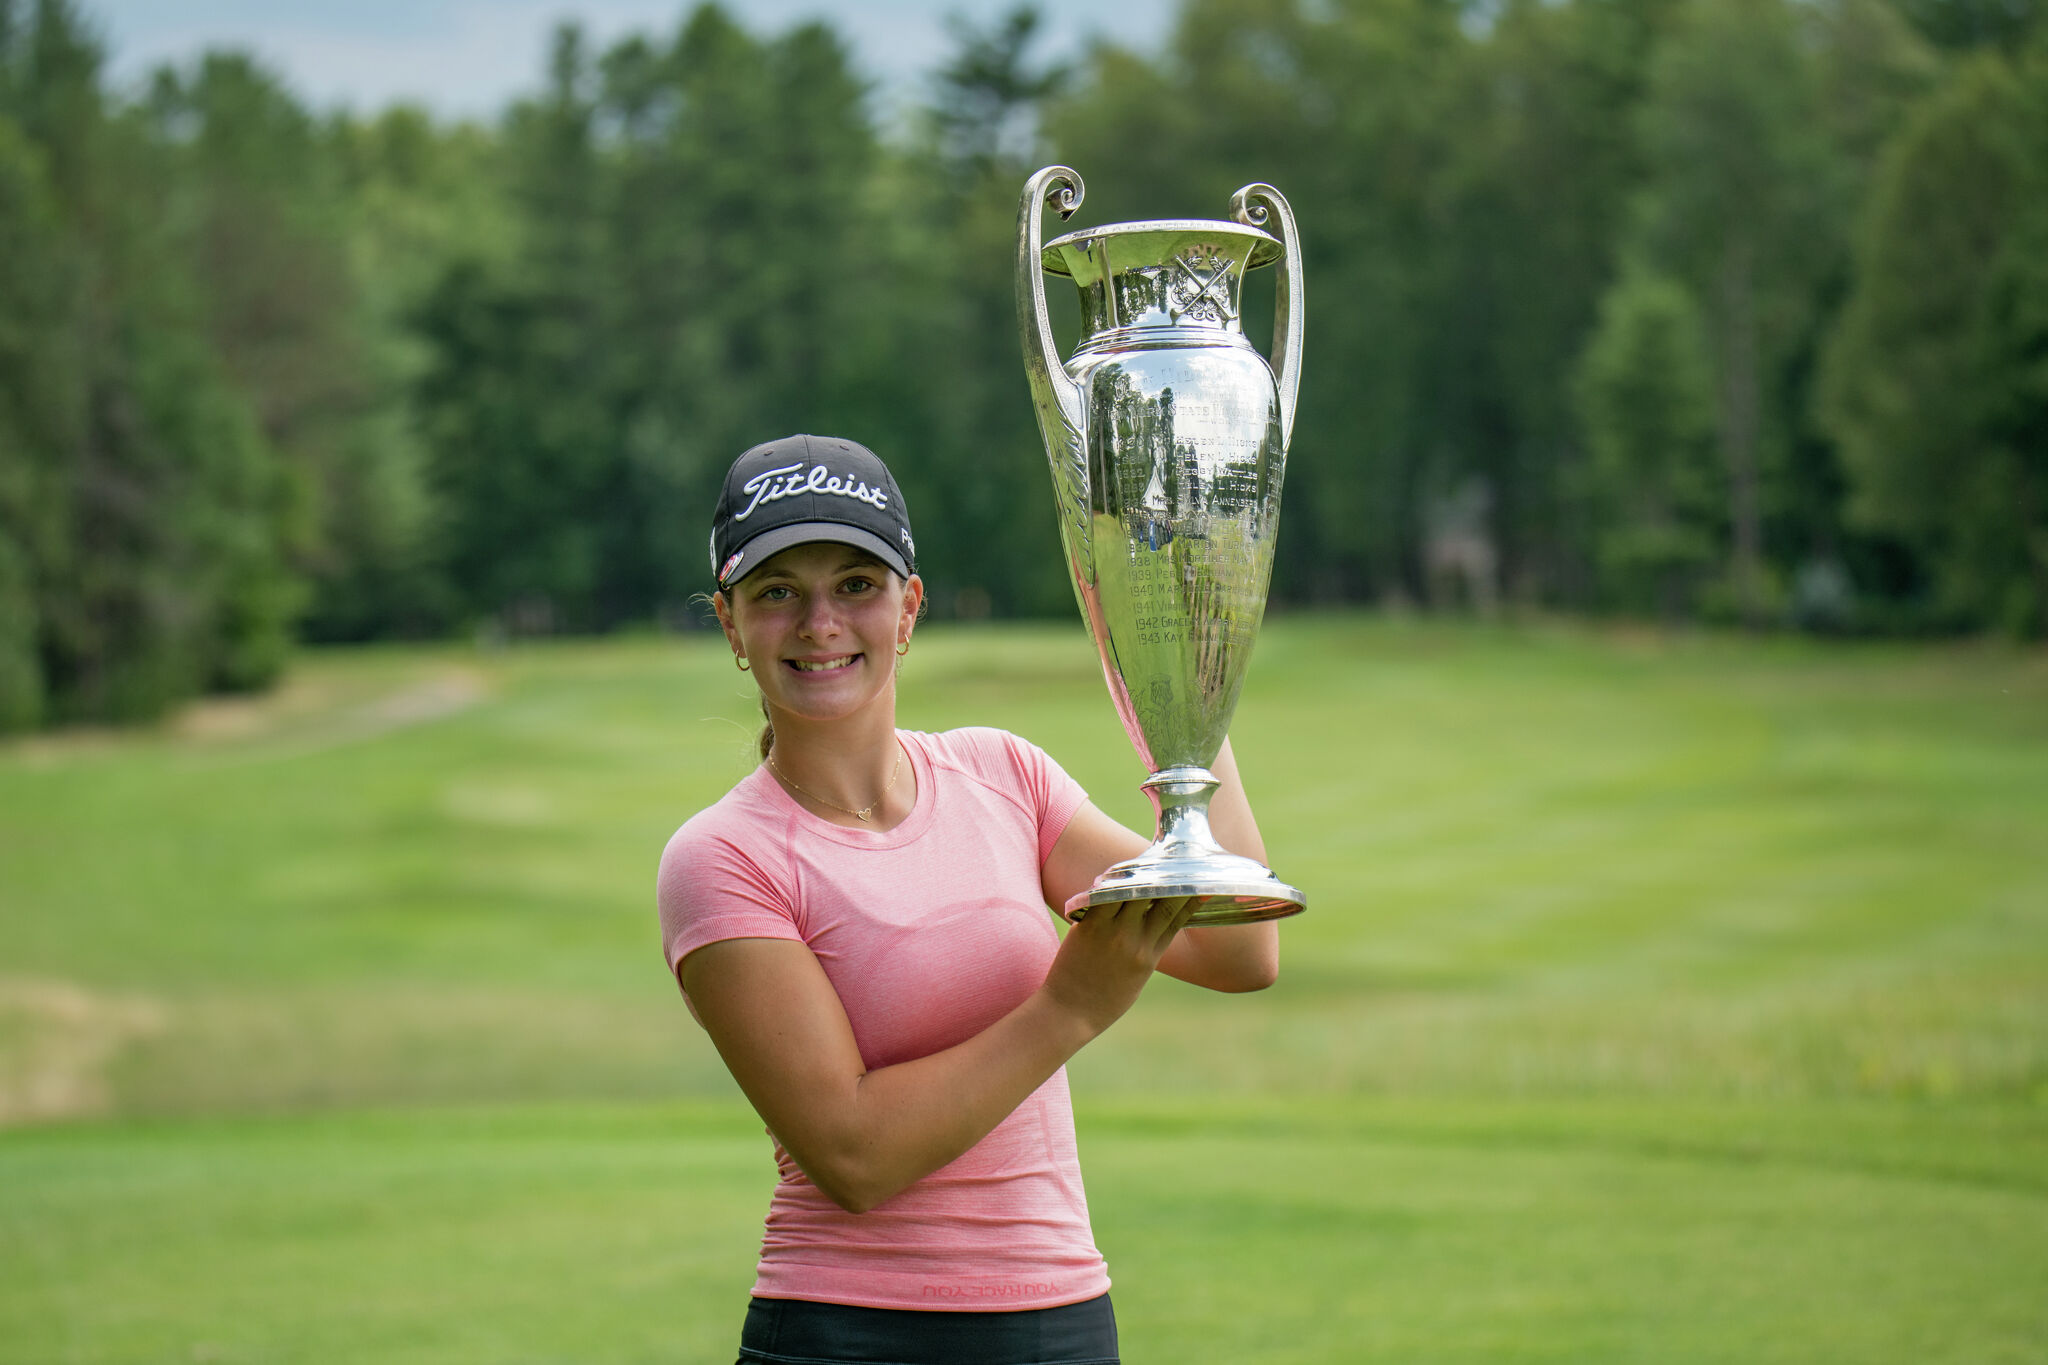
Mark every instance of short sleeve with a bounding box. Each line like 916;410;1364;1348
655;819;803;988
938;728;1090;864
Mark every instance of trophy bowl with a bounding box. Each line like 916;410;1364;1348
1016;166;1306;927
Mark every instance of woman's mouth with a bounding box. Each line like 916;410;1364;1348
788;655;859;672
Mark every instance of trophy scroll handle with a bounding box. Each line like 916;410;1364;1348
1230;183;1303;447
1016;166;1094;583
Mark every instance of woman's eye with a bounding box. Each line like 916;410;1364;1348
841;577;876;595
758;585;794;602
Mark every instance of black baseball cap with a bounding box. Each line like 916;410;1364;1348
710;434;915;589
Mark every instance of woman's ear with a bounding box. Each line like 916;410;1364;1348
899;574;924;643
712;590;742;654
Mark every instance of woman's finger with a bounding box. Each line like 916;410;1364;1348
1068;897;1128;930
1143;895;1201;947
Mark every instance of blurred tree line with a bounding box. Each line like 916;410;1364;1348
0;0;2043;728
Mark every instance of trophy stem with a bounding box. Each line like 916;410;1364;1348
1065;765;1307;927
1146;765;1224;859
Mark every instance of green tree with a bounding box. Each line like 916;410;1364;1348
1819;52;2048;634
614;7;892;613
1574;267;1722;615
416;23;611;633
0;113;72;727
0;0;300;724
144;54;451;643
1888;0;2041;51
1627;0;1842;624
884;3;1078;617
931;4;1070;176
319;104;509;638
1434;0;1686;604
415;6;905;628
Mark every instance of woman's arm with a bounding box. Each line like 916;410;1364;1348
680;892;1196;1215
1040;738;1281;993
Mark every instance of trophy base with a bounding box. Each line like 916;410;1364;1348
1062;765;1306;926
1065;850;1306;927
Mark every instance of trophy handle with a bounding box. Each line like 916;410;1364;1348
1017;166;1085;433
1017;166;1093;583
1230;183;1303;446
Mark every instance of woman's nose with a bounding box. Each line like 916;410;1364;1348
797;594;840;638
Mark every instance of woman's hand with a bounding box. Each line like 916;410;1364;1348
1040;739;1281;993
1039;895;1201;1036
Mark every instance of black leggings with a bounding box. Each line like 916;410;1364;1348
735;1293;1119;1365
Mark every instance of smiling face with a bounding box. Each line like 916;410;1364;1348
714;541;923;732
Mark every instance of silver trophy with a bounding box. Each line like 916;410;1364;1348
1016;166;1306;926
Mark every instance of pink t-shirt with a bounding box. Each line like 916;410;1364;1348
657;727;1107;1311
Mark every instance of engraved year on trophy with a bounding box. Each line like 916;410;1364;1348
1016;166;1306;926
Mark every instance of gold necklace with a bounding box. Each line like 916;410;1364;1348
768;744;903;822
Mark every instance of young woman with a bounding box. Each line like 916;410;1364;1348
659;434;1281;1365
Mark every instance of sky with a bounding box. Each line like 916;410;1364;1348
85;0;1177;121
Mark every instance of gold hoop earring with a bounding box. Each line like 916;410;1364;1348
896;640;910;657
734;655;751;672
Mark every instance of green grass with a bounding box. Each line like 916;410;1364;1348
2;1100;2042;1364
2;615;2045;1361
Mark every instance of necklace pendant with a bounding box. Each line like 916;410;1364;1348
856;810;872;821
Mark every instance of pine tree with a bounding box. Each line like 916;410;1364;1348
0;0;300;724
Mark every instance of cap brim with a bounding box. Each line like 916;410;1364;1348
719;521;912;588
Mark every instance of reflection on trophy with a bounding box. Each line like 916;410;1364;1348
1015;166;1307;926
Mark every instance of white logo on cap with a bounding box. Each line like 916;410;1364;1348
735;462;891;522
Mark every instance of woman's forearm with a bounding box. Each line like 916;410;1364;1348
1166;738;1281;990
812;986;1097;1212
1208;737;1269;862
686;898;1194;1216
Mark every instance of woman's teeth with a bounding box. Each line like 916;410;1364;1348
790;656;857;672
